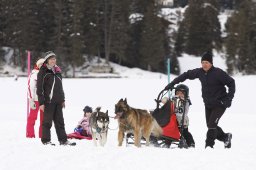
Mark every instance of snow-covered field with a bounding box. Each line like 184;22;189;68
1;73;256;169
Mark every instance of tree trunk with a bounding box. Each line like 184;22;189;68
72;64;75;78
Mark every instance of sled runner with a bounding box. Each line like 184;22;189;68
126;88;189;148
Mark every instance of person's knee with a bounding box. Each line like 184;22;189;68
207;121;218;129
43;122;52;129
54;119;65;128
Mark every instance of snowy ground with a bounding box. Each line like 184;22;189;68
1;73;256;170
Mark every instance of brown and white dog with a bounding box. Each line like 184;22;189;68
114;98;162;147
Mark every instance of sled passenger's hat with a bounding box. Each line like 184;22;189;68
43;51;56;63
83;106;92;113
36;58;45;68
201;51;213;64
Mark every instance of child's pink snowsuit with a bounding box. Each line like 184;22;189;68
78;117;92;136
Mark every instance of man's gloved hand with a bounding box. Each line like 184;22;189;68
164;82;174;90
221;98;232;108
30;99;36;110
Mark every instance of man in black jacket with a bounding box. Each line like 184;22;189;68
165;51;235;148
37;51;75;146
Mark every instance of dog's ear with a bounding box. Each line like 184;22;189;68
119;98;123;102
124;98;127;104
96;107;101;112
106;110;108;116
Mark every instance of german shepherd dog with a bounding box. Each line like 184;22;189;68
115;98;162;147
89;107;109;146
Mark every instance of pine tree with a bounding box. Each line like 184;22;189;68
174;21;186;56
38;0;59;52
226;0;256;75
91;0;130;66
22;1;41;51
69;0;85;77
139;1;166;72
55;0;84;77
102;0;110;63
225;16;238;74
23;0;42;67
109;0;130;64
124;0;143;68
179;0;222;56
82;0;101;57
1;0;42;70
244;1;256;74
0;0;6;47
125;18;143;68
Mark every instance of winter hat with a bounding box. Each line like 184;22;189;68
43;51;56;63
36;58;45;68
201;51;213;64
83;106;92;113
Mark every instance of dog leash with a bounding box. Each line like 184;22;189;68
107;117;131;131
108;122;129;131
103;115;118;130
108;126;119;130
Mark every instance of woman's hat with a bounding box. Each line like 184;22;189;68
43;51;56;62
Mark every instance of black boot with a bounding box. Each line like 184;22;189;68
189;143;195;148
42;141;55;146
150;136;160;147
224;133;232;148
205;129;217;149
205;144;213;149
60;140;76;146
183;128;195;148
162;140;171;148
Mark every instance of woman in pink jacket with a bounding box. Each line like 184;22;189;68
26;58;45;138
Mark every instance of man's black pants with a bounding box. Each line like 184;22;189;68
205;106;227;147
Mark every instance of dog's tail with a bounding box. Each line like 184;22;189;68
151;118;163;137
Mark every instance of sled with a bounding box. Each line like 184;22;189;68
126;88;189;149
67;132;92;140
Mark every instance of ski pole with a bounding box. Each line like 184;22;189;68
167;58;171;98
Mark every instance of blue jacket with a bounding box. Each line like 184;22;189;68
170;66;235;108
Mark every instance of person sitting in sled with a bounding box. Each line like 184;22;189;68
74;106;93;137
161;84;195;148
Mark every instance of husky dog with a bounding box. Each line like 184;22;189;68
89;107;109;146
115;98;162;147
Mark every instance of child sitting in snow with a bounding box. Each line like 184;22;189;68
74;106;93;137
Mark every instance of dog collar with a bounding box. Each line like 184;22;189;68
96;127;102;133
